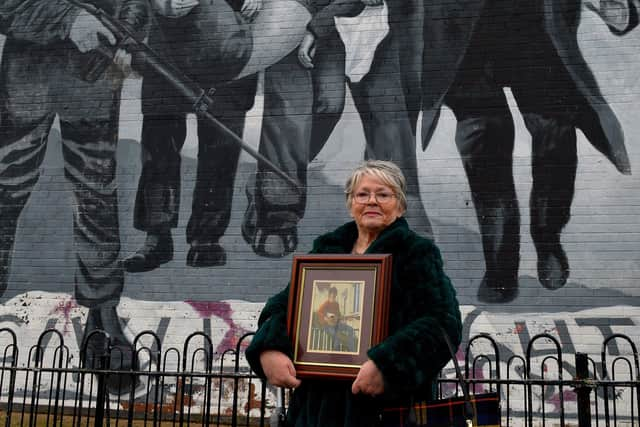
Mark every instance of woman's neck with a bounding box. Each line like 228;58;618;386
352;229;380;255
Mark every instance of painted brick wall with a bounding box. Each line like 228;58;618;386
0;0;639;400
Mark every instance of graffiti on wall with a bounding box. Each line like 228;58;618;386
0;0;639;395
1;296;639;420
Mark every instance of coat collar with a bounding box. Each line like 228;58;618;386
312;217;410;254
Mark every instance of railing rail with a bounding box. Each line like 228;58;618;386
0;328;638;426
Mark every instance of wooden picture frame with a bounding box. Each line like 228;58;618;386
286;254;392;380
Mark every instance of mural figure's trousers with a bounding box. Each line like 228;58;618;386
444;0;579;284
133;112;247;244
309;27;431;235
134;2;256;242
255;26;431;235
253;51;313;230
0;42;123;306
395;0;423;136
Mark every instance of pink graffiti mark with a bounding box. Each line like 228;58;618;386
513;324;526;334
49;298;78;335
464;352;490;394
185;300;251;355
442;350;488;395
547;389;577;413
471;365;488;393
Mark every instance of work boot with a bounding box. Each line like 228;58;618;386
0;238;13;297
187;241;227;267
81;306;139;395
536;241;569;290
0;221;18;298
476;273;519;304
241;184;298;258
124;231;173;272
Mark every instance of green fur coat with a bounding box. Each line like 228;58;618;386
245;217;462;427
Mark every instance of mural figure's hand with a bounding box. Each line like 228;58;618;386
152;0;200;18
361;0;384;6
586;0;631;32
260;350;302;389
297;31;316;69
114;49;134;77
351;359;385;396
69;9;116;53
241;0;263;21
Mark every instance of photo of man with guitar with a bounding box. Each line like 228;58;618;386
312;285;360;353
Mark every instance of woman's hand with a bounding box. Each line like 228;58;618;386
297;31;316;69
241;0;262;21
152;0;199;18
352;359;385;396
260;350;302;389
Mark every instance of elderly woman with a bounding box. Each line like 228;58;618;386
245;160;462;427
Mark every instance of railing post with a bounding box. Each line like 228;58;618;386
575;352;592;427
94;353;109;427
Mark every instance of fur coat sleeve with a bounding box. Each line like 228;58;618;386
245;284;293;379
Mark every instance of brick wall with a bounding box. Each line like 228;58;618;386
0;1;639;371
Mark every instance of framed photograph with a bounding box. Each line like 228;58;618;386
286;254;392;380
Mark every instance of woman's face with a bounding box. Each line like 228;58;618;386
349;174;403;234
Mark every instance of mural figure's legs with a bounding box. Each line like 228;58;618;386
126;114;185;272
453;114;520;304
1;43;135;392
242;52;313;258
128;71;257;270
522;114;577;289
245;25;432;258
350;33;433;237
185;75;257;265
509;1;580;290
310;24;434;237
186;114;245;266
392;0;423;135
308;7;424;156
127;114;251;270
308;31;347;163
0;114;54;297
445;50;521;303
0;43;61;298
441;0;582;303
128;0;256;269
58;73;138;394
61;121;124;312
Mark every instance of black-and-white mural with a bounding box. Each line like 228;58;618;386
0;0;639;398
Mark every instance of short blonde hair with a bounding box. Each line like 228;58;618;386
344;160;407;212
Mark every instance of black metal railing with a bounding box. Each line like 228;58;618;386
0;327;638;426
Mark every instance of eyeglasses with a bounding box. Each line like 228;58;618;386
352;191;396;204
